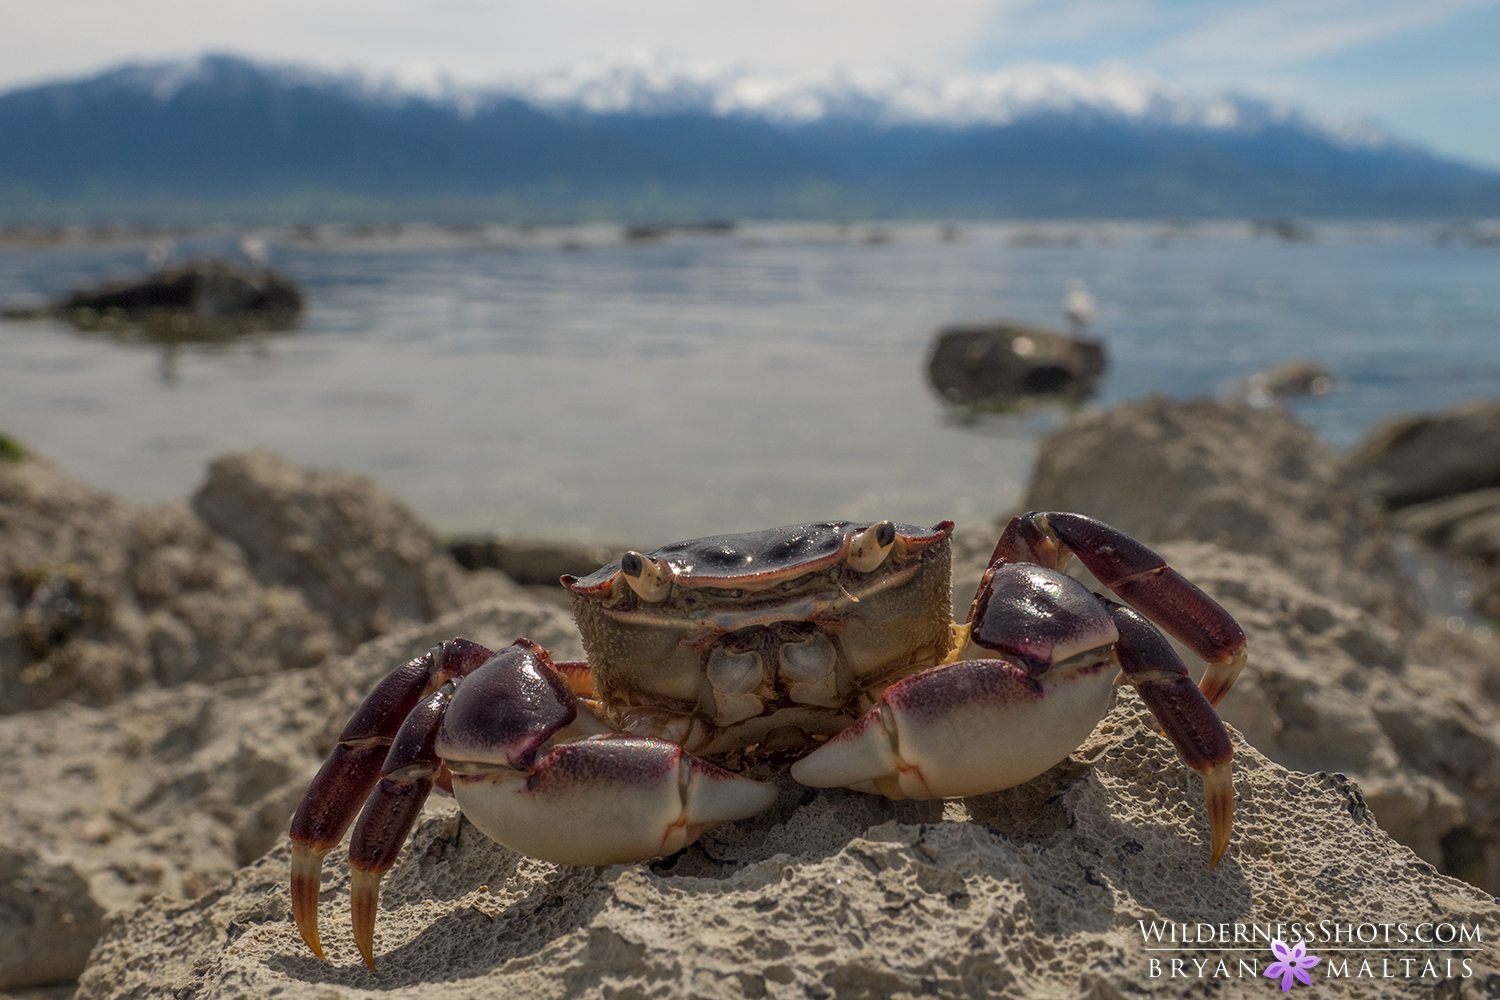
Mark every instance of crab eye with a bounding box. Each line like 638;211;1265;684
847;520;897;573
619;551;673;602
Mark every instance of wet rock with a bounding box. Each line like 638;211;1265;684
1023;395;1419;624
192;449;509;647
55;259;302;341
926;321;1105;409
1347;400;1500;508
74;693;1500;999
0;449;337;714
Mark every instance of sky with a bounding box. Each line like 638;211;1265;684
2;0;1498;167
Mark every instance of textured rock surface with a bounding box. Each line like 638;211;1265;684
1347;400;1500;508
1023;395;1421;625
0;449;336;714
0;600;581;990
0;445;520;716
192;449;502;647
75;696;1500;999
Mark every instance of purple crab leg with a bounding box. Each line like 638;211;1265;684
347;686;451;970
1105;599;1234;868
992;513;1248;706
288;638;495;960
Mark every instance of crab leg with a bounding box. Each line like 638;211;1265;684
992;513;1248;705
288;638;495;960
1103;599;1234;868
347;686;452;969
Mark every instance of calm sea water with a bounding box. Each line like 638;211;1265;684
1;220;1496;547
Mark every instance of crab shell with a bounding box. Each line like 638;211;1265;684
561;520;957;756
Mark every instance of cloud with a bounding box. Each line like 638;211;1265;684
1151;0;1499;66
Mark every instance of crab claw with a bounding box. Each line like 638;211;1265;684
436;641;776;866
791;655;1116;800
448;737;777;865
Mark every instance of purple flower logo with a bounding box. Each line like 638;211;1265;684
1265;939;1321;991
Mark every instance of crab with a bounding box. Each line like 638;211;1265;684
289;512;1247;969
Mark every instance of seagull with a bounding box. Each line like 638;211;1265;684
1064;279;1095;335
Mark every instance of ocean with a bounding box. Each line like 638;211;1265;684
1;219;1496;547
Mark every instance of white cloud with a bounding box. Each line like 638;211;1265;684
0;0;1000;91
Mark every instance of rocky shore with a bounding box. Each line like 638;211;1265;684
3;397;1500;998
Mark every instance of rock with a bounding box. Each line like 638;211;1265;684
1023;395;1420;624
192;449;505;647
0;598;583;987
55;259;302;341
448;536;619;587
1247;359;1335;401
0;846;105;990
0;449;337;714
951;525;1500;891
1393;488;1500;617
1347;400;1500;508
926;321;1106;409
74;694;1500;999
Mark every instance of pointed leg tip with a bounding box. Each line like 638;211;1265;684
290;842;328;961
1199;646;1248;708
1201;760;1233;870
350;867;384;973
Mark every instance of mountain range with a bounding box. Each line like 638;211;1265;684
1;54;1497;221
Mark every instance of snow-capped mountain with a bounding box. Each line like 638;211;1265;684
0;54;1494;220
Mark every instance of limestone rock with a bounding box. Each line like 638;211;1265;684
0;846;104;990
0;599;583;987
1347;400;1500;508
192;449;507;647
74;696;1500;999
0;449;337;714
1393;488;1500;619
1023;395;1420;624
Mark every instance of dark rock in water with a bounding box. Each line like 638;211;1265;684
1247;358;1335;400
55;259;302;341
1347;400;1500;508
926;321;1105;409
